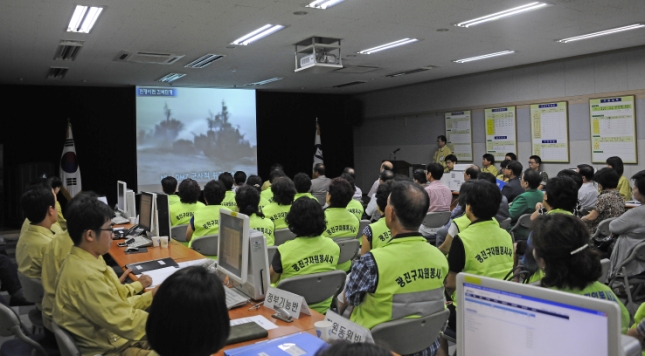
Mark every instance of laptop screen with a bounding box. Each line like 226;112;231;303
462;282;609;356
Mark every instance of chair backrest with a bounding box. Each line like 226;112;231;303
274;229;297;246
52;322;81;356
336;239;360;265
421;211;451;228
267;246;278;265
599;258;610;283
171;224;189;242
591;217;617;239
276;270;346;305
371;308;450;355
0;303;48;356
356;219;370;239
190;234;218;256
16;272;44;304
509;214;532;232
499;218;512;230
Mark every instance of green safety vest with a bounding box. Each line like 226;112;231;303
368;218;392;250
167;194;180;206
189;205;230;246
259;197;270;212
548;208;573;215
351;235;448;330
250;214;275;246
262;203;291;230
323;208;360;272
453;214;471;234
221;190;237;210
346;199;364;221
277;236;340;314
294;192;317;201
261;189;274;204
170;202;205;226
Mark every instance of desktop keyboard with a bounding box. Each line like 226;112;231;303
126;235;153;249
112;216;130;225
225;287;249;309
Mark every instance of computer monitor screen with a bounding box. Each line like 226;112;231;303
139;192;154;232
457;274;621;356
117;181;127;212
217;210;249;284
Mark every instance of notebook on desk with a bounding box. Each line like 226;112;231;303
126;258;179;274
224;332;327;356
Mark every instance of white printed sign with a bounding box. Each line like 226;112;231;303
265;287;311;319
324;310;374;344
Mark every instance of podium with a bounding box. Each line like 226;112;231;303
390;160;425;178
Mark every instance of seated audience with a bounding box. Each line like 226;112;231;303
413;168;429;187
270;198;340;313
367;161;393;197
343;167;363;200
556;169;584;217
293;172;316;201
609;170;645;278
424;163;452;212
463;165;480;181
323;177;360;272
528;155;548;189
233;170;246;192
437;181;475;255
505;152;517;161
20;179;63;235
501;160;523;203
161;176;180;206
236;186;275;246
53;196;155;356
47;176;67;230
360;181;394;255
147;266;230;356
607;156;632;201
219;172;237;210
261;163;283;191
365;169;395;221
347;181;448;356
187;180;229;246
444;154;458;173
507;169;544;240
311;163;332;205
497;159;510;182
478;172;509;222
170;178;205;226
341;173;365;221
262;177;296;230
481;153;498;177
262;169;286;203
581;167;625;234
246;174;270;210
577;164;599;211
531;214;629;332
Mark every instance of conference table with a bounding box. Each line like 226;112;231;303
108;225;325;355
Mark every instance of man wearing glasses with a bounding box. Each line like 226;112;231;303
528;155;548;190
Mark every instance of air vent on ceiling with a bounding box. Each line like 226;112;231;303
115;51;185;65
334;66;379;74
386;66;435;77
54;40;84;61
47;67;69;80
332;81;367;88
184;54;225;68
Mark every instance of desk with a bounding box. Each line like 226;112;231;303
109;238;205;268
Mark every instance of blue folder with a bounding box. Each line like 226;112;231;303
496;178;507;190
224;332;327;356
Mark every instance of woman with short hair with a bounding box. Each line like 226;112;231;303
582;167;625;234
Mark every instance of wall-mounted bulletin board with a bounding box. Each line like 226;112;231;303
530;101;569;163
590;95;637;164
485;106;517;162
445;110;473;162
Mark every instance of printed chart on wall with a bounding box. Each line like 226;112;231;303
590;96;637;164
485;106;517;162
530;102;569;163
445;111;473;161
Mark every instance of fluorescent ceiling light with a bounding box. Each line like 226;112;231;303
156;73;186;83
456;2;549;28
231;25;285;46
306;0;345;9
358;38;419;54
557;24;645;43
67;5;104;33
244;77;283;86
453;50;515;63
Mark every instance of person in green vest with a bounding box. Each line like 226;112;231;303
293;172;316;201
437;181;476;255
270;197;340;314
218;172;238;211
161;176;180;206
607;156;632;201
531;214;630;332
341;173;364;221
346;181;448;356
323;177;360;272
261;169;286;204
169;178;205;226
507;169;544;240
246;175;270;211
262;177;296;230
360;181;394;255
236;185;275;246
233;170;246;192
261;163;283;192
443;179;514;350
186;180;229;247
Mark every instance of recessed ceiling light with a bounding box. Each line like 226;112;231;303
306;0;344;10
293;11;308;15
156;73;186;83
358;38;419;54
453;50;515;63
557;23;645;43
231;24;286;46
456;2;549;28
67;5;104;33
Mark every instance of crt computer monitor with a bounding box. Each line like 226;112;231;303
117;180;127;212
217;210;250;284
139;192;154;233
456;273;623;356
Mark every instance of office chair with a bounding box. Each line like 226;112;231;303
371;309;450;356
509;214;532;242
608;241;645;314
267;246;278;266
335;239;360;266
274;229;296;246
0;302;48;356
499;217;512;230
276;270;346;308
52;322;81;356
170;224;189;243
190;234;218;259
590;217;617;241
16;272;45;334
600;258;611;283
356;220;370;239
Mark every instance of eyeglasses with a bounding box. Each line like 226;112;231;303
97;228;114;234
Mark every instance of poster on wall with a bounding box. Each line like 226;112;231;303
530;102;569;163
445;110;473;162
589;96;637;164
484;106;517;163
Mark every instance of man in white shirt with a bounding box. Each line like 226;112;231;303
577;164;599;211
365;170;395;220
367;161;393;197
343;167;363;200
